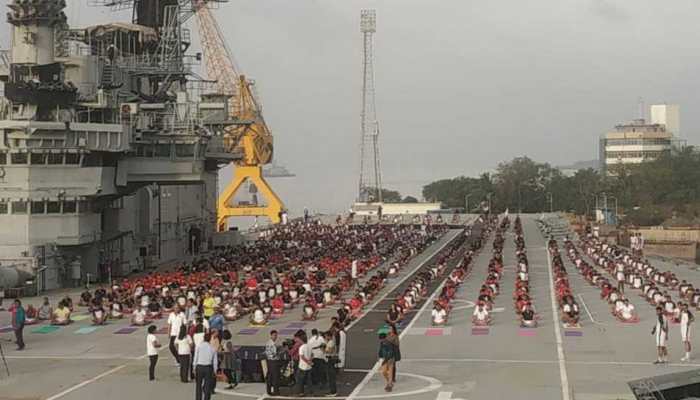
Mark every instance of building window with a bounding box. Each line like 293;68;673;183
0;202;7;214
62;200;76;213
12;201;27;214
48;153;64;165
176;144;195;157
65;153;81;165
31;153;47;165
0;153;6;165
11;153;27;164
78;200;91;213
31;201;45;214
155;144;171;158
47;201;61;214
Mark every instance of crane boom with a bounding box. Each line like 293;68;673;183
194;1;283;228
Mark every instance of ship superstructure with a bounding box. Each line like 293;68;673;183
0;0;242;290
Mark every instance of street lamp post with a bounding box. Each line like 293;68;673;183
609;196;619;224
465;193;473;214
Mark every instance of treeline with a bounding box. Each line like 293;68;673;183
421;147;700;226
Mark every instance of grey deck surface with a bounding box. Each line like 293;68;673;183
2;215;700;400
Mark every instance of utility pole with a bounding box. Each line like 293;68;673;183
357;9;382;203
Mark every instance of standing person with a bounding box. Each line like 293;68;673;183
377;333;395;392
387;324;401;383
323;331;338;397
264;330;280;396
168;306;186;364
294;334;313;397
652;306;669;364
10;299;26;350
680;303;694;362
146;325;161;381
308;329;326;388
209;307;225;337
193;333;218;400
221;330;238;390
175;325;193;383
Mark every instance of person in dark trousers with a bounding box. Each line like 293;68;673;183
193;332;218;400
175;325;193;383
264;330;280;396
11;299;26;350
221;330;238;390
146;325;161;381
309;329;326;387
388;324;401;383
323;330;338;396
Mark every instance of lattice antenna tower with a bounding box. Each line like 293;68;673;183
358;9;383;203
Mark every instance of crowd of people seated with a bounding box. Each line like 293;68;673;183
575;227;699;324
548;239;581;327
378;223;472;328
513;217;537;328
429;218;494;326
564;239;639;323
472;216;507;327
20;221;450;333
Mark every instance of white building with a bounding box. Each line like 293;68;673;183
599;105;682;176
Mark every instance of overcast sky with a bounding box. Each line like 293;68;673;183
2;0;700;215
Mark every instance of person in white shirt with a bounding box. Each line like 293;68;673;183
295;336;314;396
472;303;490;326
653;306;669;364
432;304;447;326
146;325;161;381
618;299;637;322
680;303;694;362
308;329;327;387
132;306;148;326
174;325;194;382
167;307;186;364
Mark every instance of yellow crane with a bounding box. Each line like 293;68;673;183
194;1;284;230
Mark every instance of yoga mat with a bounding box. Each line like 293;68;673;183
75;326;99;334
425;328;444;336
32;325;60;334
471;328;489;336
518;329;537;337
406;328;427;335
564;330;583;337
114;327;138;335
72;315;90;322
238;328;259;335
286;322;306;328
0;325;13;333
277;328;297;336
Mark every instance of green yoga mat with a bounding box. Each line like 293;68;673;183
32;325;61;334
71;315;90;322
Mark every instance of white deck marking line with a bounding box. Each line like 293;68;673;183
217;372;441;399
344;226;465;332
44;347;166;400
45;364;128;400
545;240;571;400
401;357;700;368
577;293;607;327
345;228;467;400
6;354;140;360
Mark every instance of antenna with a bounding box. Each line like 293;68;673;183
358;9;383;203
